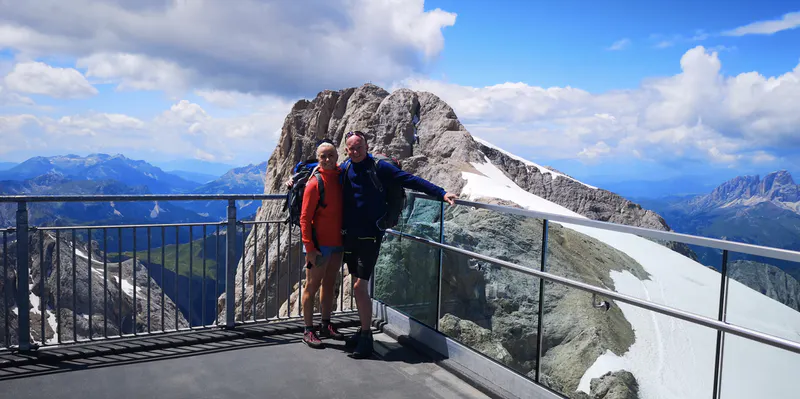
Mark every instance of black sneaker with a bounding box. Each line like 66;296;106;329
318;322;345;340
349;332;373;359
344;328;362;348
303;330;325;349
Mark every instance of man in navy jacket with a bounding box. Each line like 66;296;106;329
341;130;456;359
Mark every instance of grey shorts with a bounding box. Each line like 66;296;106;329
306;245;343;269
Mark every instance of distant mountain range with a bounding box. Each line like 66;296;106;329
0;153;201;193
0;154;271;249
636;170;800;281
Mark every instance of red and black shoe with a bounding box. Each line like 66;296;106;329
303;329;325;349
318;322;345;340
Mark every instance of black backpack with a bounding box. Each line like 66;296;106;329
343;154;406;231
283;158;326;246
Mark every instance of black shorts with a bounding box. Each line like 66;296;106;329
343;236;382;280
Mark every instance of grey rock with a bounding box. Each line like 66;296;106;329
1;231;186;345
686;170;800;214
589;371;639;399
729;260;800;311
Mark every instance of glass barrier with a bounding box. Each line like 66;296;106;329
438;204;544;379
721;254;800;398
373;195;443;327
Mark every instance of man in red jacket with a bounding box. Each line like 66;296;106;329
299;139;345;348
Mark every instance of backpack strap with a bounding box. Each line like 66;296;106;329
314;170;326;208
367;158;384;193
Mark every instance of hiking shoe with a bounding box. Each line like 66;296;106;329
344;328;362;348
318;322;345;340
349;332;373;359
303;330;325;349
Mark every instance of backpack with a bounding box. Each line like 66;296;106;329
343;154;406;231
283;158;326;246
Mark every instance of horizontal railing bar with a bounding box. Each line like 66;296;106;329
386;228;800;355
410;192;800;264
0;194;284;203
240;220;286;225
36;221;227;230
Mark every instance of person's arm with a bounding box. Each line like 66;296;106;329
377;160;446;199
299;178;320;255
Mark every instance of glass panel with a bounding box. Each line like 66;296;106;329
373;195;442;327
544;222;719;398
438;200;722;398
438;204;543;380
721;254;800;398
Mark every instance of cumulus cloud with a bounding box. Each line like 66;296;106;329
3;61;97;98
723;11;800;36
0;0;456;98
77;53;193;94
0;96;295;164
395;46;800;168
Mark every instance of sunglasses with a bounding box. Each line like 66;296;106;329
315;138;334;147
345;131;366;140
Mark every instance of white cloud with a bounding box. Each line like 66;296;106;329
0;94;295;163
0;85;35;106
55;113;145;136
395;45;800;168
76;53;193;94
3;61;97;98
723;11;800;36
607;38;631;51
0;0;456;98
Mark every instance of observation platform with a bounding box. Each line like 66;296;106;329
0;315;490;399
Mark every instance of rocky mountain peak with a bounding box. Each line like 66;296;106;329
687;170;800;213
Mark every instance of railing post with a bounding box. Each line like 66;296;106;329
435;200;445;330
225;200;237;328
535;219;549;383
712;250;730;399
16;201;31;351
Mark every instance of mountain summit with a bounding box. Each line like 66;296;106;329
689;170;800;214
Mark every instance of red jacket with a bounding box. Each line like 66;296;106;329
300;167;343;253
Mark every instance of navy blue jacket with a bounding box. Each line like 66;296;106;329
341;154;446;238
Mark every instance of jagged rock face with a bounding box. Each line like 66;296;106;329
476;142;698;261
1;232;186;346
219;84;486;322
688;170;800;214
729;260;800;311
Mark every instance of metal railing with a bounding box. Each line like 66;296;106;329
380;192;800;399
0;194;355;352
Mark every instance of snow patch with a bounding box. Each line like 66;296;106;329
473;136;598;190
113;276;135;297
150;201;165;218
45;309;59;344
460;157;800;399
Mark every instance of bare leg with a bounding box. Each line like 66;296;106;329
353;278;372;331
302;261;326;328
320;252;343;320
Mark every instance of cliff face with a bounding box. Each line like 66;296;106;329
1;231;187;346
221;83;704;397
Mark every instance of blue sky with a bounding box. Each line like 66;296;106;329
424;0;800;92
0;1;799;187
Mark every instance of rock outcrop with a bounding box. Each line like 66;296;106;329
222;83;687;395
1;232;186;346
729;260;800;311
